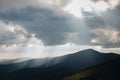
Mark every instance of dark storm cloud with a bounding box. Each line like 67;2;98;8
0;8;70;46
102;5;120;30
81;11;106;29
0;7;94;46
0;2;120;48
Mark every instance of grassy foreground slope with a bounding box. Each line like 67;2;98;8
63;58;120;80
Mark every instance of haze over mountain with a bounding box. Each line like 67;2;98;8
0;49;119;80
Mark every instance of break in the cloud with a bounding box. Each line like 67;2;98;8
91;0;120;7
0;0;120;59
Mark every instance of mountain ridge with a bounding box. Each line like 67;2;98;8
0;49;120;80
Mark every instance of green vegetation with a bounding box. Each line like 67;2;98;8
63;68;96;80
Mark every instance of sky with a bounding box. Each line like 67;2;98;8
0;0;120;59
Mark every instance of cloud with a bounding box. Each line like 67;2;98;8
0;0;120;60
0;0;119;11
91;28;120;48
91;0;120;8
0;21;42;48
0;1;120;48
0;8;94;46
0;0;71;12
0;21;27;46
82;5;120;48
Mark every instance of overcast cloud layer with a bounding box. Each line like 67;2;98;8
0;0;120;59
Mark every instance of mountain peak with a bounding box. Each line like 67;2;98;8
78;49;99;54
83;49;97;51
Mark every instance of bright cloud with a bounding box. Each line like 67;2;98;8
63;0;119;17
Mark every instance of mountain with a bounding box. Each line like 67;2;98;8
0;49;120;80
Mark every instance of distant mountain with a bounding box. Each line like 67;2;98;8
0;49;120;80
